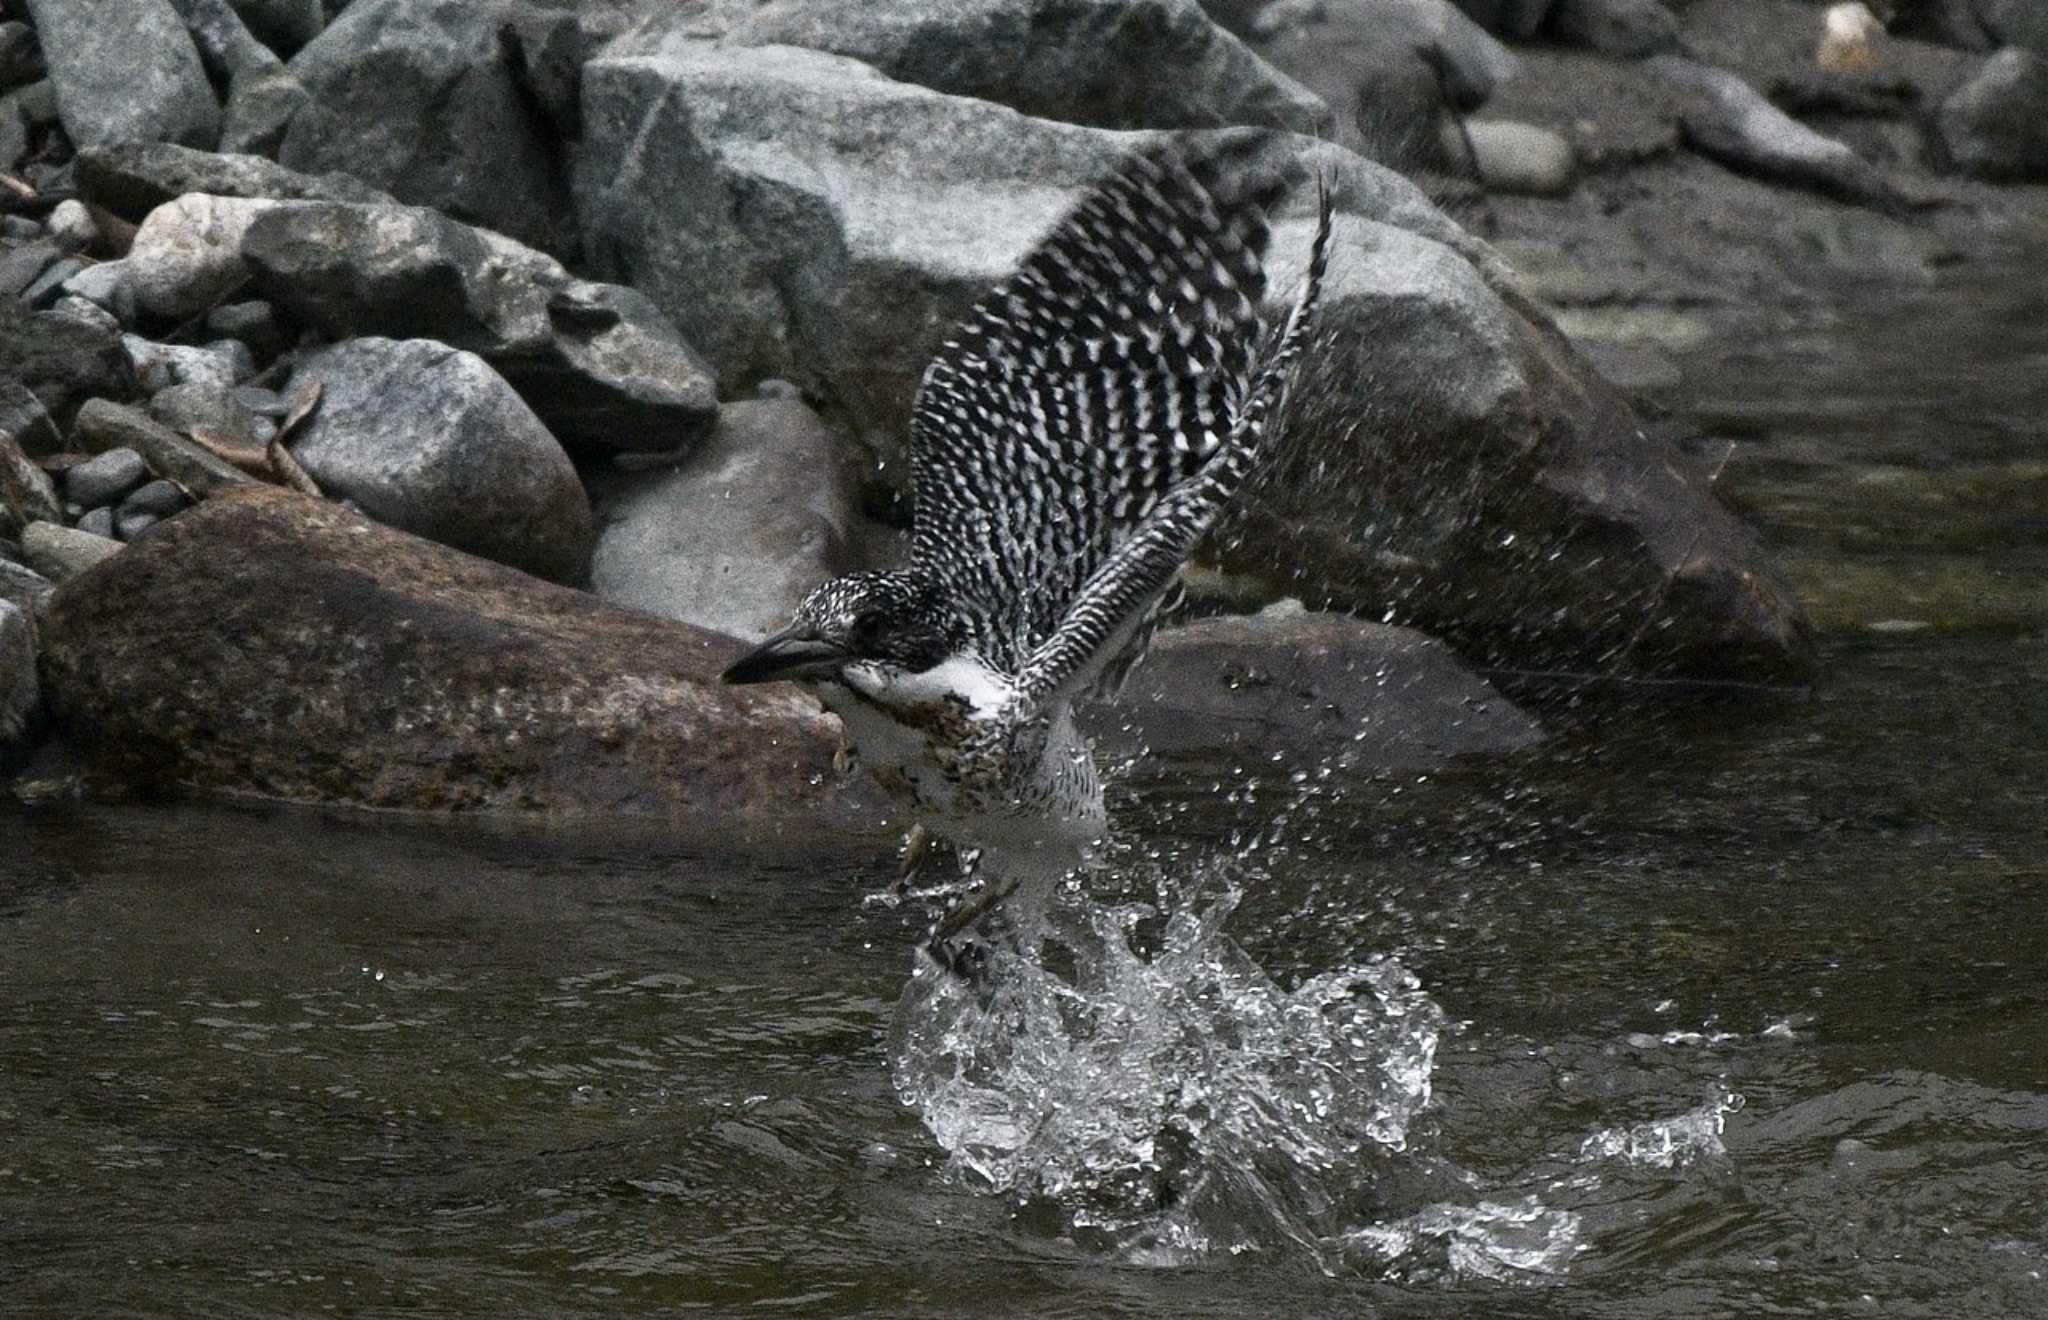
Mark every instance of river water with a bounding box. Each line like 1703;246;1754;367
4;256;2045;1317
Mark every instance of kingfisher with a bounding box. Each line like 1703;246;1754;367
723;138;1332;959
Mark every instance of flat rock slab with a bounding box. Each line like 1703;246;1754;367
37;485;884;824
1083;608;1543;769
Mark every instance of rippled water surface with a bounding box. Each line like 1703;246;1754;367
4;258;2045;1317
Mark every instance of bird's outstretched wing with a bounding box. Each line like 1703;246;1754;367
908;137;1291;679
1018;177;1332;711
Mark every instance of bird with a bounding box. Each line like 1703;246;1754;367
722;137;1333;967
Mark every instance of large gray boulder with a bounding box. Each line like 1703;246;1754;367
721;0;1330;134
588;397;866;642
25;0;219;149
284;338;595;583
1212;212;1813;683
1082;606;1543;769
239;202;718;453
37;485;878;823
1934;48;2048;181
169;0;313;155
279;0;576;257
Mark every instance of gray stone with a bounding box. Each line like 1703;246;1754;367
0;381;60;457
1976;0;2048;53
233;385;288;417
1648;55;1902;208
23;0;220;149
75;506;115;539
0;98;26;172
0;555;52;622
0;394;62;539
239;202;719;452
75;141;393;224
60;260;140;327
115;508;162;541
0;299;143;429
0;217;35;242
63;448;152;508
285;337;594;582
1;77;56;132
20;257;82;308
229;0;324;56
588;398;866;642
0;238;58;297
1934;48;2048;180
45;199;96;253
125;193;288;321
0;596;37;752
147;379;274;453
0;22;43;93
172;0;278;79
21;519;121;582
721;0;1331;134
38;484;875;822
204;299;290;360
219;62;310;156
281;0;577;258
121;479;191;520
49;294;122;337
74;398;252;498
1548;0;1677;56
1081;606;1544;768
121;335;249;393
1463;119;1577;195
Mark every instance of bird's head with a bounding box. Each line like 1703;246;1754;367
721;570;956;688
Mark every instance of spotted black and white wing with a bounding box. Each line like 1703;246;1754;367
1017;178;1331;710
908;138;1289;680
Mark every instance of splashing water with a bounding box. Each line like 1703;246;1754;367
890;862;1447;1267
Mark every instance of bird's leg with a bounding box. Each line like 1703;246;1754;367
923;862;1020;987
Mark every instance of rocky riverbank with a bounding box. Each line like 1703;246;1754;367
3;0;2041;814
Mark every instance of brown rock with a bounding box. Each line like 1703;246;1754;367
38;484;887;824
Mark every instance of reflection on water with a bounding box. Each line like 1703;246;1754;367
4;256;2047;1315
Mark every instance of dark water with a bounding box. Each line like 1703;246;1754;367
5;257;2046;1317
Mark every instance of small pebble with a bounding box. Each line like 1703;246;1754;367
0;215;37;242
46;199;97;253
114;508;160;542
755;379;803;401
59;259;137;325
63;448;150;508
120;479;188;520
206;301;289;361
75;506;116;539
233;385;290;418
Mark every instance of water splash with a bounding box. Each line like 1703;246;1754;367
889;864;1445;1267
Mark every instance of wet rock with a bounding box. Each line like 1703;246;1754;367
62;448;151;509
75;142;393;225
1549;0;1678;56
125;193;286;321
1083;605;1543;768
0;22;42;92
0;595;37;751
284;337;595;583
21;519;121;582
58;260;139;326
1209;211;1815;685
1464;119;1576;195
74;398;252;498
587;398;866;642
240;201;718;453
280;0;577;258
24;0;220;149
1648;55;1902;208
1934;49;2048;181
721;0;1331;134
0;300;142;431
38;484;874;821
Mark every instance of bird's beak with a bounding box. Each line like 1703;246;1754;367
720;628;849;685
